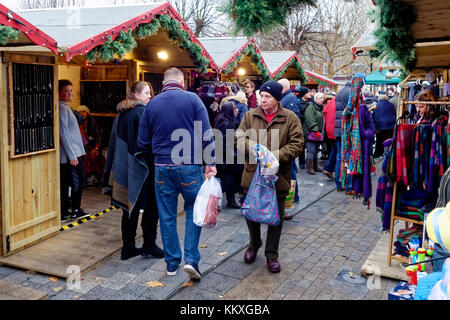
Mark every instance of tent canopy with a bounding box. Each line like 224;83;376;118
364;69;400;85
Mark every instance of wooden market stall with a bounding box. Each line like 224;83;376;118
261;51;308;87
357;0;450;281
0;2;217;278
199;37;271;88
0;4;60;257
18;2;218;149
304;70;338;93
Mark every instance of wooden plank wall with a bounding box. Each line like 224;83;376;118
1;52;60;256
58;64;81;107
0;60;5;256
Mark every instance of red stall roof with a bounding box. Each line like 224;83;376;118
0;3;57;53
18;2;218;70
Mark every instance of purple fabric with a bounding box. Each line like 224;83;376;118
354;104;374;200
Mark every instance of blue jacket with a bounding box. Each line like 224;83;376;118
334;82;351;139
138;88;215;165
280;89;300;119
230;99;248;124
372;99;397;131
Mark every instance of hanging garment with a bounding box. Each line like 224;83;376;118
395;124;416;186
340;73;365;188
376;141;395;231
351;103;375;203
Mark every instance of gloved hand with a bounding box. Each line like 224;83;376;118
315;131;321;138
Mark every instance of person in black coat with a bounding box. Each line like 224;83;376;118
295;86;312;169
214;101;241;209
105;81;164;260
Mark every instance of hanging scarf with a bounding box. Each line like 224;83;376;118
340;73;364;188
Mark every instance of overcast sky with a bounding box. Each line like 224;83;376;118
1;0;19;9
1;0;165;10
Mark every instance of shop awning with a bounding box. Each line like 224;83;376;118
0;3;58;53
199;37;271;77
305;70;337;86
352;23;376;58
364;69;400;85
17;2;218;70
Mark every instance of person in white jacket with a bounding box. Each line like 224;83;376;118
59;79;86;220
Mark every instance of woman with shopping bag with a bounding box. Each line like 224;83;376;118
236;80;303;273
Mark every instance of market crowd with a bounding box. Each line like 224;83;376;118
58;67;402;280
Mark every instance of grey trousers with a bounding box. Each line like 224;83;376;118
306;141;320;160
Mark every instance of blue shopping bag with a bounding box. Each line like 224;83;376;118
241;161;280;226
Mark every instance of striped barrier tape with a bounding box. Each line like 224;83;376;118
60;206;118;231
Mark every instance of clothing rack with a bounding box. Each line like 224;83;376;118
387;102;449;266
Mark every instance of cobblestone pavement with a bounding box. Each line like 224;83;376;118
0;160;398;300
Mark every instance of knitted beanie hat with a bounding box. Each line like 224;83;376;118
295;85;310;98
259;80;283;101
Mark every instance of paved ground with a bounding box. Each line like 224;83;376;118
0;159;398;300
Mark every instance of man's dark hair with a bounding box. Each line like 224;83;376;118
59;79;73;93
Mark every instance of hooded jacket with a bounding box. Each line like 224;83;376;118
104;99;152;213
220;91;248;123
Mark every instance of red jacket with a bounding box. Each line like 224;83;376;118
323;98;336;140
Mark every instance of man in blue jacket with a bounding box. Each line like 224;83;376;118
372;94;397;158
278;79;301;211
138;67;217;281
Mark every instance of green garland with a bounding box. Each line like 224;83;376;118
0;26;20;45
272;58;307;84
306;74;330;86
86;29;137;63
221;43;270;80
220;0;316;36
371;0;417;73
85;14;210;74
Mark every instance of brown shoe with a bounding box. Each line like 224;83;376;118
244;247;258;264
323;170;334;180
307;159;315;175
283;214;294;220
267;258;281;273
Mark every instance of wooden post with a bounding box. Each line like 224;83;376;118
387;181;398;267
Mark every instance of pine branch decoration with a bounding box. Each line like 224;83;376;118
371;0;417;73
85;14;210;74
220;0;316;36
0;26;20;45
273;59;307;84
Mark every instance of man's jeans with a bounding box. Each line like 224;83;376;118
324;139;337;173
335;138;342;189
154;165;204;269
290;160;299;202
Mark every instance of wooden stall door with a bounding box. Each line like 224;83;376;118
1;53;60;256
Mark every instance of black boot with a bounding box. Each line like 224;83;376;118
121;246;141;260
141;243;164;259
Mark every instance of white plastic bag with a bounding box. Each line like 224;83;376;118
193;177;222;228
252;144;279;176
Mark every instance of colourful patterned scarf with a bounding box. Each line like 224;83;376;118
340;73;364;188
